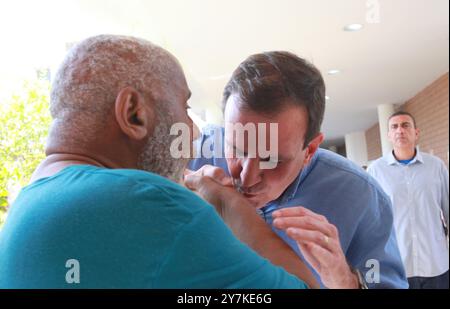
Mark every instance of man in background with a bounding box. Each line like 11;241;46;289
368;111;449;289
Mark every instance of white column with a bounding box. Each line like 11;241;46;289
345;131;368;167
377;103;395;156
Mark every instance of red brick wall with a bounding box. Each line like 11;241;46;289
365;72;449;167
403;73;449;167
366;123;382;161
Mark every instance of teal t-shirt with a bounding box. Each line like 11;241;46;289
0;165;307;289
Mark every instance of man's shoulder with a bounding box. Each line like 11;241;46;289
88;167;207;209
195;124;224;145
313;149;389;197
98;167;177;188
189;124;228;171
27;165;208;215
304;150;393;224
315;149;372;181
419;151;447;167
73;165;183;193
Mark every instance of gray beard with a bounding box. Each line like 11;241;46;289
137;109;188;183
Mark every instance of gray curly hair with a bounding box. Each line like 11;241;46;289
50;34;180;146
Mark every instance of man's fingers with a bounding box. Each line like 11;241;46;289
206;168;232;186
273;216;337;238
184;174;204;191
192;165;233;186
272;206;329;223
300;241;334;269
184;168;194;177
285;227;335;253
298;242;321;272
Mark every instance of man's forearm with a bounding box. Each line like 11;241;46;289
220;194;320;288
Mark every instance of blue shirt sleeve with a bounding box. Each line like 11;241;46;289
347;187;408;288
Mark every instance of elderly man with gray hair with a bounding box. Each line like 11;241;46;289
0;35;316;288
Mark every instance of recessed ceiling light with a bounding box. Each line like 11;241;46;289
343;23;364;32
327;69;340;75
325;96;330;100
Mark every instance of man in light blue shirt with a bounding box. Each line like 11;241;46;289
368;111;449;289
188;51;407;288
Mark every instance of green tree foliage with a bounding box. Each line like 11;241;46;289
0;80;51;227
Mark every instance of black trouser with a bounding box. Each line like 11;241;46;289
408;270;449;289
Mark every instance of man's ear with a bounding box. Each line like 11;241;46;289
304;133;324;165
415;128;420;142
114;87;155;140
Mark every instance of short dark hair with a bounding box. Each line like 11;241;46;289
388;111;417;128
222;51;326;148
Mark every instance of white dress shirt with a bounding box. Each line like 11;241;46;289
368;150;449;278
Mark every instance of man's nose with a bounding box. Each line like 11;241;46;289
395;126;405;134
239;158;262;189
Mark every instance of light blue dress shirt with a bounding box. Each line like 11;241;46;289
368;150;449;278
189;125;408;289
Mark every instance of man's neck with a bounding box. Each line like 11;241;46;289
393;147;416;161
30;153;120;183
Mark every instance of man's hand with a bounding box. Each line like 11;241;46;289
184;167;320;288
184;165;234;214
184;165;232;187
272;206;359;289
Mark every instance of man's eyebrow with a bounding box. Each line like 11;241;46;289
391;121;411;126
187;91;192;100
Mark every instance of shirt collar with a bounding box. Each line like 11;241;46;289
414;151;424;163
386;148;423;165
260;149;320;216
386;151;398;165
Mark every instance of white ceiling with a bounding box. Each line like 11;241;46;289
1;0;448;146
